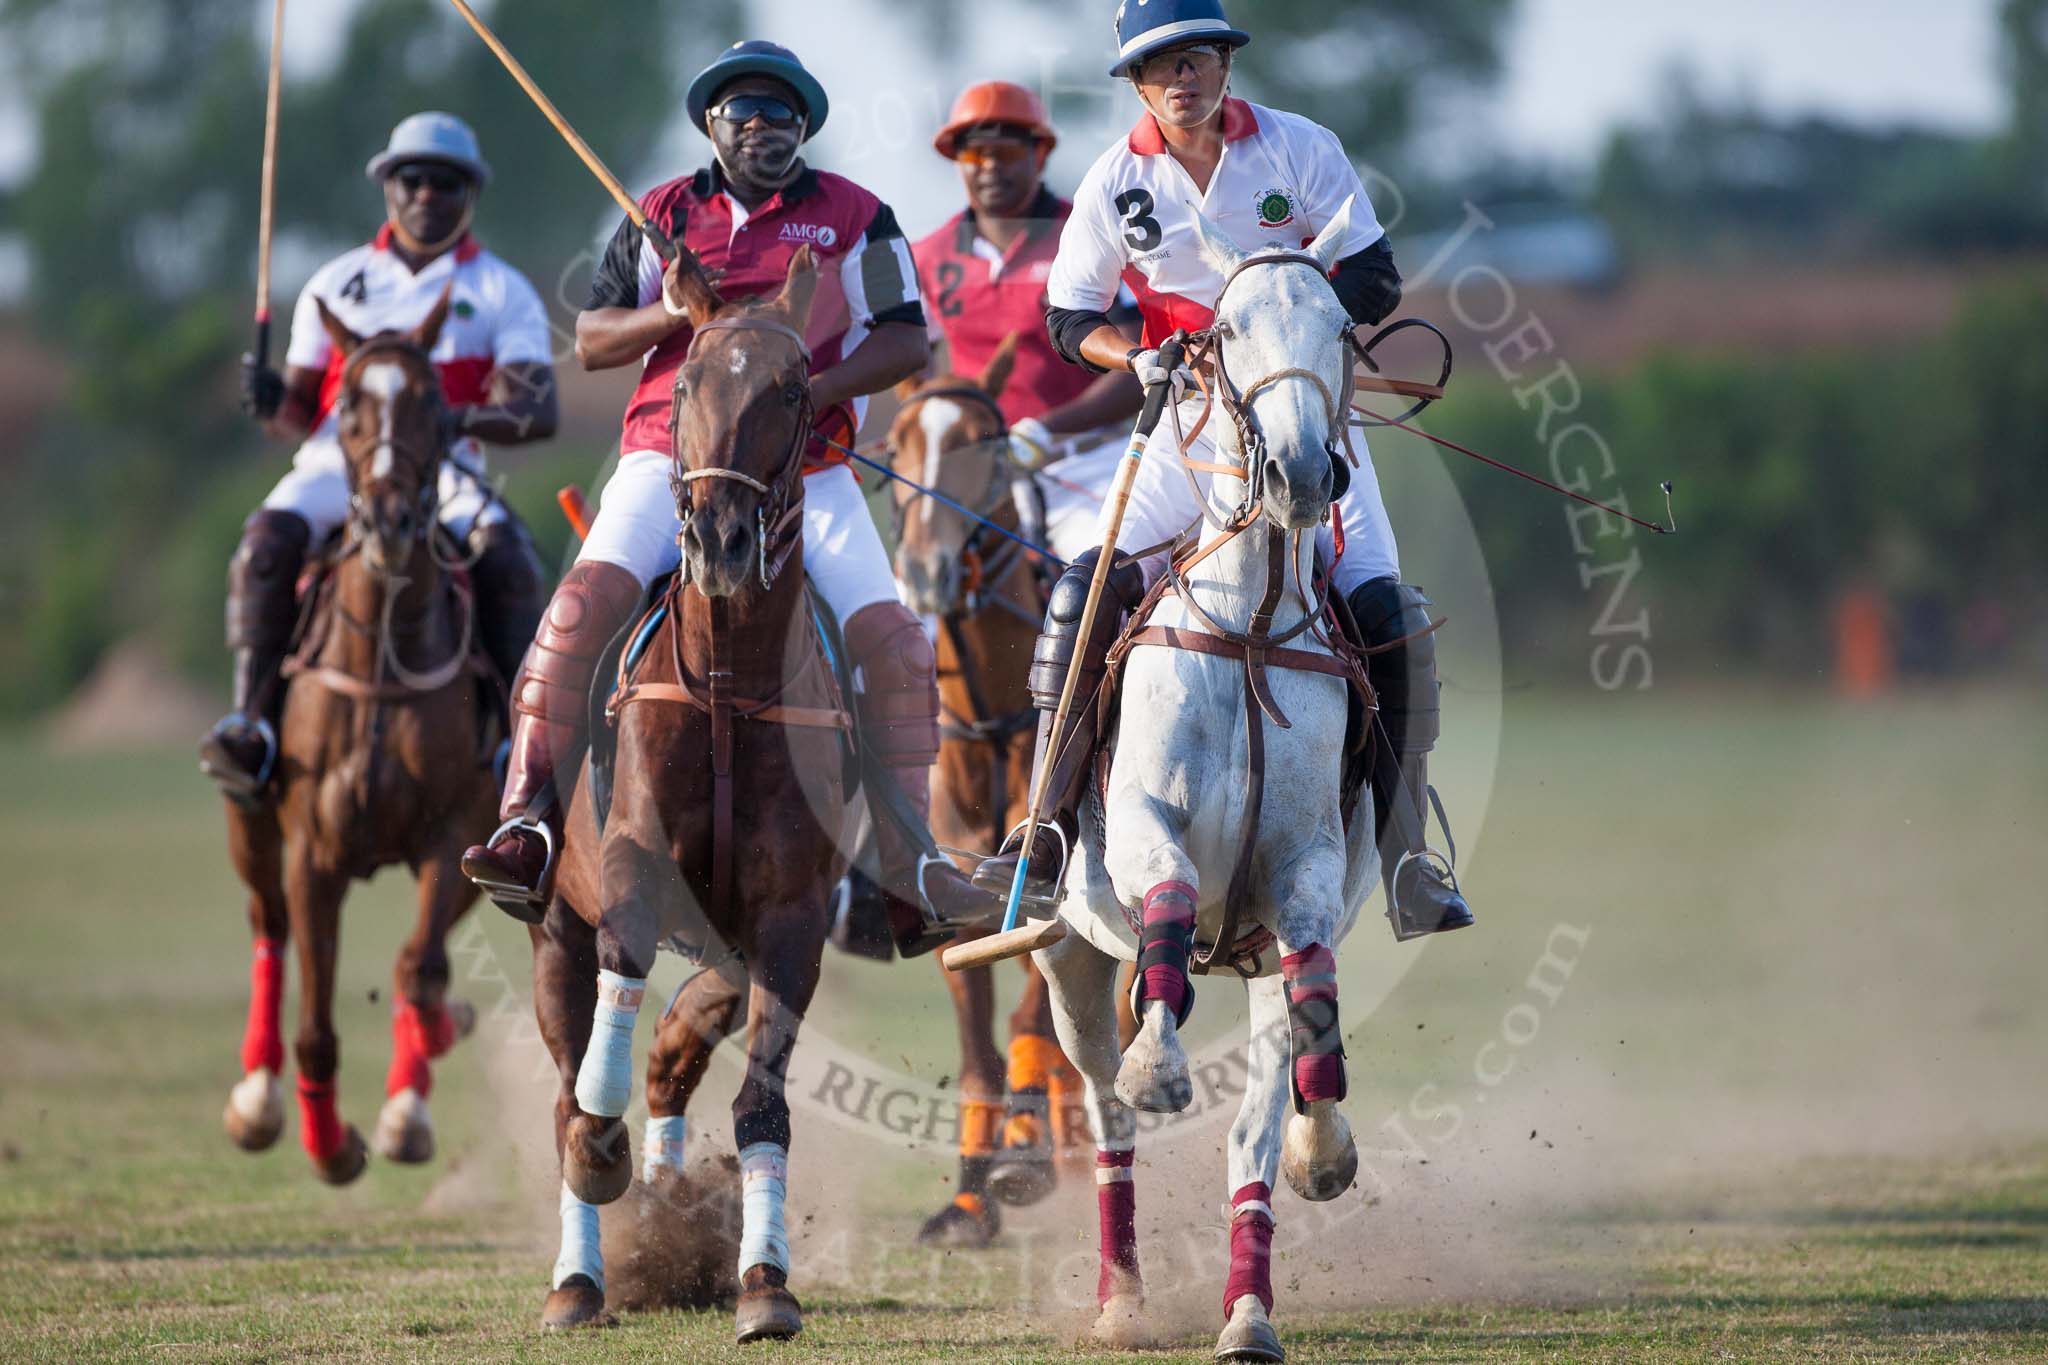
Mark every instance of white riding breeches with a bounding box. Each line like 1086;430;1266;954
1036;430;1127;565
575;449;902;623
261;436;506;544
1097;393;1400;593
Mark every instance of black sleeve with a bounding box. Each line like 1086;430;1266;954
871;300;927;329
584;212;650;312
1330;235;1402;327
1046;303;1115;372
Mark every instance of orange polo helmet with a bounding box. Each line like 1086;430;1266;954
934;81;1058;159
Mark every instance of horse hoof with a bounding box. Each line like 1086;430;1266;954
1092;1292;1156;1348
1280;1101;1357;1203
734;1265;802;1342
563;1113;633;1205
222;1068;284;1152
1215;1296;1285;1361
916;1196;999;1249
373;1087;434;1164
986;1148;1056;1208
1115;1018;1192;1113
541;1274;616;1330
312;1124;369;1186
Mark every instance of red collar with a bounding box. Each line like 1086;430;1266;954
372;223;483;265
1127;97;1258;156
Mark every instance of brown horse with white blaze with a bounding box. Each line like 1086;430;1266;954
219;289;492;1182
525;246;856;1343
888;343;1095;1247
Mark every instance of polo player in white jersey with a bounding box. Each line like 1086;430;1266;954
201;113;557;803
970;0;1476;943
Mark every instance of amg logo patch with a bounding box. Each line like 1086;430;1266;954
779;222;839;249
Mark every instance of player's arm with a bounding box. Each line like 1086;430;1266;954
1297;120;1402;327
812;202;928;409
1044;170;1147;377
266;366;325;439
1035;307;1143;435
453;362;559;445
573;213;701;372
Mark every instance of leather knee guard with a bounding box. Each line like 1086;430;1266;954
842;601;941;773
225;509;312;717
1027;548;1148;712
469;517;548;691
500;560;642;819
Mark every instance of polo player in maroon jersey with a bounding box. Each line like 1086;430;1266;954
912;80;1144;529
462;42;994;951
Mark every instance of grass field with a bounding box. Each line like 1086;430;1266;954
2;687;2046;1362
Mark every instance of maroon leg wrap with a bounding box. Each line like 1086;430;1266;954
1096;1147;1140;1304
1223;1180;1275;1314
1134;882;1197;1026
1281;945;1346;1105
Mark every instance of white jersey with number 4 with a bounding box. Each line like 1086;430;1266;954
1048;98;1386;346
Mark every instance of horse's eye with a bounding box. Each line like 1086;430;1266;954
783;381;806;407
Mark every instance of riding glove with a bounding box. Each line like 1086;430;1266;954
240;355;284;421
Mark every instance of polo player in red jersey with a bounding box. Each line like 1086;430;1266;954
201;112;555;804
462;42;994;951
912;81;1144;559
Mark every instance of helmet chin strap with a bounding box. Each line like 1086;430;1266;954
386;187;476;258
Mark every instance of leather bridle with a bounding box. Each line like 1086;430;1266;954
669;313;815;590
338;334;448;569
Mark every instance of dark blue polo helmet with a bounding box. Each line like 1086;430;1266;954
1108;0;1250;78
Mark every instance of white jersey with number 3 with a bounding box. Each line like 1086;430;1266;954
1047;98;1386;346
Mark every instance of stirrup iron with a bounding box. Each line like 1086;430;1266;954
473;814;557;922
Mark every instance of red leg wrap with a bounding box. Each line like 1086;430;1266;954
239;936;285;1076
297;1076;345;1161
1282;945;1346;1103
1096;1148;1140;1304
1224;1181;1275;1314
384;1000;456;1099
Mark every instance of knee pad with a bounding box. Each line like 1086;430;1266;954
471;519;547;612
514;560;643;724
1027;548;1145;709
226;509;312;650
841;600;939;768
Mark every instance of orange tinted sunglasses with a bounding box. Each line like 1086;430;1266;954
956;141;1043;167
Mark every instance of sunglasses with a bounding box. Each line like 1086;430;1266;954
956;140;1042;168
711;94;803;130
395;165;468;196
1134;41;1228;84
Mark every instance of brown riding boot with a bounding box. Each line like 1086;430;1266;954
461;560;642;921
468;517;548;694
970;547;1146;903
200;509;312;804
842;601;999;958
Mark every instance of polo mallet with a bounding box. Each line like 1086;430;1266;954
250;0;287;372
942;333;1189;975
443;0;678;264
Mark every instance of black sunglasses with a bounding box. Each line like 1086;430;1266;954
395;165;468;196
710;94;803;130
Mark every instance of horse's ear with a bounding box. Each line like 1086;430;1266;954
776;244;820;327
1191;206;1248;277
1306;195;1358;274
978;331;1021;401
672;244;724;321
408;283;454;353
315;296;363;356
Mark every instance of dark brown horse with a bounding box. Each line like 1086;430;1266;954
886;350;1096;1248
528;247;853;1342
219;290;492;1182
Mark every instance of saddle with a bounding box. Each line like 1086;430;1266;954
1084;538;1379;977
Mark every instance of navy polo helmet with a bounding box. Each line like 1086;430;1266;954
686;40;830;141
1108;0;1251;77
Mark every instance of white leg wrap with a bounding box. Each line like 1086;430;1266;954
552;1181;604;1291
737;1141;790;1277
643;1114;687;1181
574;970;645;1118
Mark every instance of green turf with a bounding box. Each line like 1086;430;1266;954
2;689;2045;1361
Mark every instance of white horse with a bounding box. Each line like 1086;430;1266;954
1034;201;1380;1363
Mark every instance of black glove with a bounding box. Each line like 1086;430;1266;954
240;355;284;420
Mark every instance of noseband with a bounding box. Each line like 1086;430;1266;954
669;314;814;589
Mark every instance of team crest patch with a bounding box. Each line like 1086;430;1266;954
453;298;475;319
1254;189;1296;229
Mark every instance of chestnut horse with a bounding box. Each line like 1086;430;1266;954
885;349;1094;1247
528;248;853;1342
219;290;491;1182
